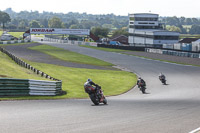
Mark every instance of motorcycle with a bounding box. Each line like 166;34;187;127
86;85;107;105
138;83;146;94
159;76;167;85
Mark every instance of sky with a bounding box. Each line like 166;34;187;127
0;0;200;17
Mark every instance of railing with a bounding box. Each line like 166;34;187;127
0;40;31;44
0;47;60;81
145;48;200;58
0;78;63;96
44;37;97;46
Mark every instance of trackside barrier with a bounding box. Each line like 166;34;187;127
0;40;31;45
146;48;200;58
0;78;63;96
44;37;97;46
0;47;60;81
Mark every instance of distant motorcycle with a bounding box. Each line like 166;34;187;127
138;82;146;94
85;85;107;105
159;75;167;85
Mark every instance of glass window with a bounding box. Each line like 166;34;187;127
130;17;135;21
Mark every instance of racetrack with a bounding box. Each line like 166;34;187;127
1;41;200;133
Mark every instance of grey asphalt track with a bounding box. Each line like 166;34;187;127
0;41;200;133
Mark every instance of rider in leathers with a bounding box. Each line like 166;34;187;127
84;79;101;98
159;73;166;81
137;77;146;87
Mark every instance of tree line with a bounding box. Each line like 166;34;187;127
1;8;200;37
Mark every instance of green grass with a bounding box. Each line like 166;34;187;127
23;61;137;99
0;59;137;100
0;44;137;100
29;44;113;67
0;51;49;80
8;32;24;39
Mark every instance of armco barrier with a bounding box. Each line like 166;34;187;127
44;37;97;46
97;44;145;51
0;40;31;45
0;47;60;81
146;48;200;58
0;78;63;96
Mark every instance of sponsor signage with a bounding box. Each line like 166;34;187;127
30;28;90;35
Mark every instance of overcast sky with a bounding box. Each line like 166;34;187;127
0;0;199;17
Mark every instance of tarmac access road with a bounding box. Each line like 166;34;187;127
0;41;200;133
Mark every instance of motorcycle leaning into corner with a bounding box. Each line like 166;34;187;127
159;74;167;85
84;84;107;105
137;77;146;94
138;82;146;94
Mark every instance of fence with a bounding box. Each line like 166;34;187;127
0;40;31;44
0;78;62;96
0;47;60;81
44;37;97;46
97;44;146;51
146;48;200;58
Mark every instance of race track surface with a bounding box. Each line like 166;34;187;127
1;41;200;133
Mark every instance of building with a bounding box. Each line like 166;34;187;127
109;35;128;45
128;13;180;47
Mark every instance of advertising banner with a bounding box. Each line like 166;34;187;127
30;28;90;35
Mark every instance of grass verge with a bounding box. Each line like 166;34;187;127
29;44;113;67
27;61;137;98
0;44;137;100
1;60;137;100
0;51;49;80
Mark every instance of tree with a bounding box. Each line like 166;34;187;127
177;25;187;34
185;18;192;25
29;20;41;28
40;19;49;28
0;11;11;29
91;27;109;38
166;25;181;33
189;25;200;34
18;19;29;29
48;16;65;28
18;21;26;29
112;28;129;37
69;24;79;29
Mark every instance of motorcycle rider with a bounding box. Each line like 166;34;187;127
84;78;97;93
159;73;166;81
137;77;146;87
84;79;102;99
137;77;146;94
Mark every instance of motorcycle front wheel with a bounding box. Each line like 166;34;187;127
89;94;99;105
103;97;107;104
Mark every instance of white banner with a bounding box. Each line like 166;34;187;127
30;28;90;35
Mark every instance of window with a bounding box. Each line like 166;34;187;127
154;36;179;40
130;17;135;21
134;17;158;21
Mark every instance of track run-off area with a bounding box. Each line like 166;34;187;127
1;40;200;133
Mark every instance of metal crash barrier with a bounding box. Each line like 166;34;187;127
0;78;63;96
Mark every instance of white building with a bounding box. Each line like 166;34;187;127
128;13;180;47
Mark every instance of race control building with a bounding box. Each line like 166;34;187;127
128;13;180;47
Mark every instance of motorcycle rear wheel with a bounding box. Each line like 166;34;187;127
103;98;107;104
